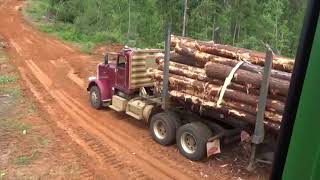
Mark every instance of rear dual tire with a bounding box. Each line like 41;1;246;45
149;112;181;146
150;112;213;161
176;122;213;161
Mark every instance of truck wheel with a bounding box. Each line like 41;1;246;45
150;112;181;146
176;122;212;161
90;86;102;109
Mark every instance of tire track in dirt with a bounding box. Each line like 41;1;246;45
24;59;192;179
41;44;209;179
0;2;201;179
0;0;266;179
41;56;203;179
17;68;98;179
44;57;202;176
19;67;149;179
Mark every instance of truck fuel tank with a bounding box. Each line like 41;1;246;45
126;99;154;122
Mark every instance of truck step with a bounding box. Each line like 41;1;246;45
126;111;142;120
109;105;124;112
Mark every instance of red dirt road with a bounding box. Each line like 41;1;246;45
0;0;269;179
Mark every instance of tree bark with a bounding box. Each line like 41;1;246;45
156;59;287;102
171;35;294;73
169;90;280;131
182;0;188;36
205;62;289;97
196;43;294;73
169;51;202;67
151;70;285;114
175;43;291;81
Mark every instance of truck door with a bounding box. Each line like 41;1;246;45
115;55;127;90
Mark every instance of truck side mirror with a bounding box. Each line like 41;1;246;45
104;54;109;65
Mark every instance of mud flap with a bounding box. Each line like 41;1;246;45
240;131;251;142
206;139;221;157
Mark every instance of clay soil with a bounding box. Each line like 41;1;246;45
0;0;270;179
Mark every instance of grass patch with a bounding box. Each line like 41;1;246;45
24;0;49;22
0;170;6;179
0;51;7;63
14;150;39;166
0;76;16;85
37;22;122;53
27;103;37;115
0;87;23;100
38;137;49;147
24;0;123;53
0;117;32;133
64;163;81;175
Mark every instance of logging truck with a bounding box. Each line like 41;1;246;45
87;47;253;161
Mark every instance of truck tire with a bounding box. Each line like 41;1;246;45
150;112;181;146
176;122;213;161
90;86;102;109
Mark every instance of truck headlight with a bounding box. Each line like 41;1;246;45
88;76;97;81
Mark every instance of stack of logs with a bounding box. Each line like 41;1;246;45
151;35;294;132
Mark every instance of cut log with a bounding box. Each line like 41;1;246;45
175;43;291;81
157;59;265;97
157;59;287;101
197;43;294;73
169;51;201;67
169;90;280;131
171;35;294;73
205;62;289;97
157;59;211;82
150;70;285;114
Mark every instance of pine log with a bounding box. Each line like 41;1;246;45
151;70;285;114
205;62;289;97
171;35;294;73
168;90;281;124
175;43;292;81
157;58;287;102
169;90;280;131
169;51;201;67
171;35;209;48
157;59;264;96
197;43;294;73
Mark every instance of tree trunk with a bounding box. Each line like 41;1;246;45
156;59;286;101
169;51;201;67
169;90;280;131
151;70;285;114
205;62;289;97
171;35;294;72
196;43;294;73
127;0;131;39
175;43;291;81
182;0;188;36
212;16;216;41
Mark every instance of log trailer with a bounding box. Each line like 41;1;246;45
86;31;274;162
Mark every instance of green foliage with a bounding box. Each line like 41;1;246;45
0;170;6;179
0;76;17;85
26;0;306;57
38;137;49;147
14;150;39;166
25;0;50;21
0;117;32;132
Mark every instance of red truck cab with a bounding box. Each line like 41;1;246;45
87;47;160;108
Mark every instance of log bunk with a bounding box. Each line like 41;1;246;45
151;35;294;132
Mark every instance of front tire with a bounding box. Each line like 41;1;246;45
90;86;102;109
176;122;212;161
149;112;180;146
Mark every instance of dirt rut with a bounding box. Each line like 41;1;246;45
0;0;269;179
